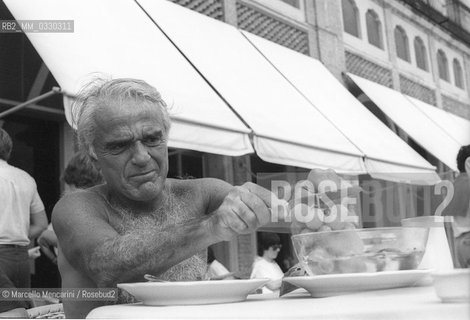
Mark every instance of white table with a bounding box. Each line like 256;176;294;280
87;285;469;319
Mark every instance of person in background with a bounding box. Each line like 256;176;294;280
62;150;104;193
0;128;48;290
443;145;470;268
0;266;29;314
206;247;234;280
38;151;104;264
250;232;284;294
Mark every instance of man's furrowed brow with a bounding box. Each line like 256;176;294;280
142;126;163;136
104;136;133;147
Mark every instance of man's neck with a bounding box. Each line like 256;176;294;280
106;184;170;215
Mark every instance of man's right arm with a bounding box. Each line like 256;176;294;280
53;182;280;288
52;191;217;288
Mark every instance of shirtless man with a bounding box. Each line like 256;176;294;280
52;78;280;318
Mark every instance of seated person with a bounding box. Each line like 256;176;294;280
250;232;284;294
52;78;281;318
62;150;104;193
38;151;103;264
206;247;234;280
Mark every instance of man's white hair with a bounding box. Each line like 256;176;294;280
71;78;171;158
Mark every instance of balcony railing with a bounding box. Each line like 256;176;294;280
424;0;448;17
454;1;470;30
399;0;470;45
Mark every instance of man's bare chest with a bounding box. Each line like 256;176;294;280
105;193;204;235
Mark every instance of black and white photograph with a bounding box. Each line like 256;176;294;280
0;0;469;319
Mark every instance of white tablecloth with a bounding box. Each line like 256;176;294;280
87;286;469;319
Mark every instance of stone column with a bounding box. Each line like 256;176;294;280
427;36;444;108
382;2;400;91
304;1;320;60
306;0;346;80
232;155;257;277
222;0;238;26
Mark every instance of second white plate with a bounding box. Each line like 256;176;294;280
118;278;269;306
284;270;430;297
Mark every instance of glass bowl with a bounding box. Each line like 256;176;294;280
291;227;429;276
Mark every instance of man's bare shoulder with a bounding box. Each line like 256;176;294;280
52;186;108;225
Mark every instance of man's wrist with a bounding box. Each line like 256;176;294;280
204;213;232;243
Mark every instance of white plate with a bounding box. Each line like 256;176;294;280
117;278;269;306
284;270;430;297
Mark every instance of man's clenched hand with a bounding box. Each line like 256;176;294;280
210;182;285;241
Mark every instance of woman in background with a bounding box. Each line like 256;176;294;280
38;151;103;264
206;247;234;280
250;232;284;294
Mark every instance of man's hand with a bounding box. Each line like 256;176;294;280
38;229;58;248
38;230;58;264
28;246;41;259
210;182;284;241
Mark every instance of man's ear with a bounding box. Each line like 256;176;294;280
465;157;470;174
89;147;100;169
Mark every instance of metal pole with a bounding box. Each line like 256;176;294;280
0;87;62;119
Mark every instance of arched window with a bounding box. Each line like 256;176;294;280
342;0;360;38
414;37;428;71
453;58;465;89
394;26;410;62
437;49;449;81
366;9;383;49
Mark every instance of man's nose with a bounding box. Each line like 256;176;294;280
131;141;151;166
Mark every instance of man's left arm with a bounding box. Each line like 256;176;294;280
29;210;48;240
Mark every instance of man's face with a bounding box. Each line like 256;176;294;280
92;99;169;203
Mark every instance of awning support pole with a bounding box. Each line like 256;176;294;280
0;87;62;119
